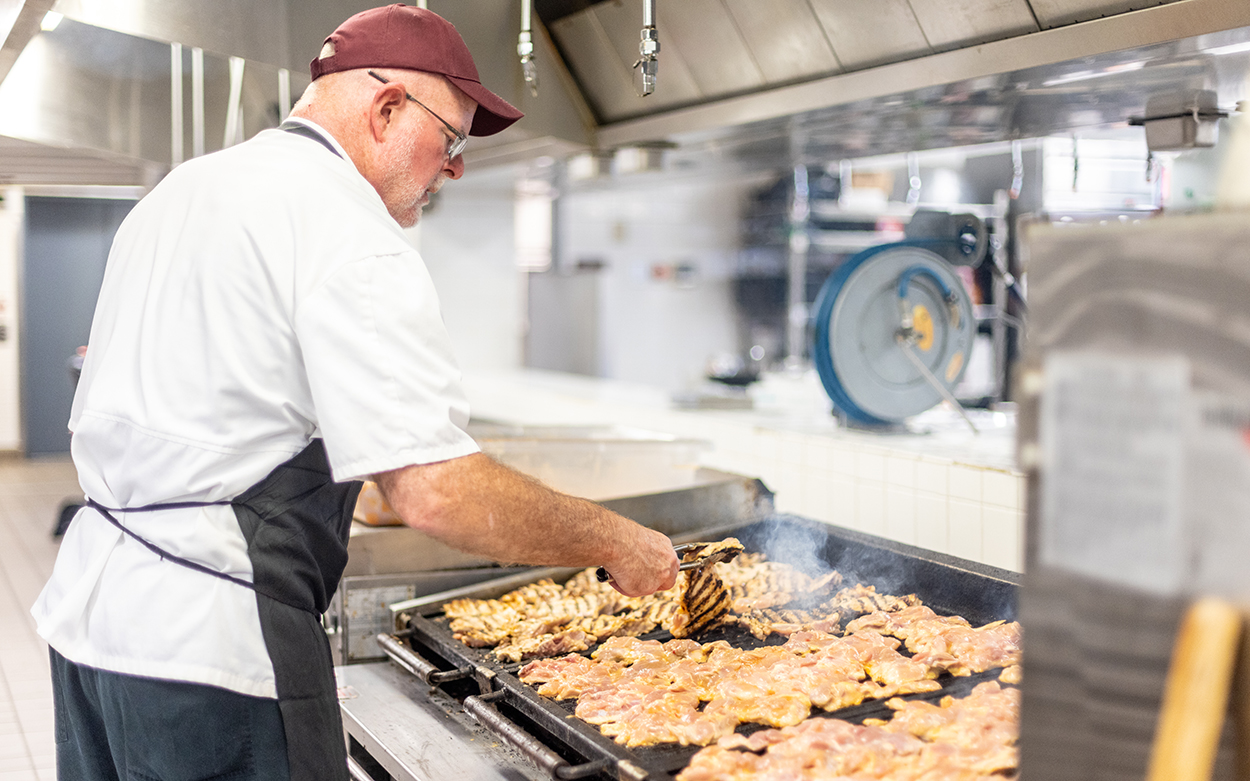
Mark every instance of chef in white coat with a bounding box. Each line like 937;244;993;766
33;6;679;780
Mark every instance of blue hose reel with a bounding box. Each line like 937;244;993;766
812;241;976;426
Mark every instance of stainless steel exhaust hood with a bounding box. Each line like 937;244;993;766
536;0;1250;156
0;0;595;184
2;0;1249;187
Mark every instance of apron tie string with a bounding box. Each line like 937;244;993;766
85;497;255;591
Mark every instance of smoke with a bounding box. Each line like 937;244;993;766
750;519;830;577
749;515;913;597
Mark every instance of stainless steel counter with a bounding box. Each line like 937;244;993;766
338;661;545;781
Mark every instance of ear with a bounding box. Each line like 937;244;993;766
368;83;407;142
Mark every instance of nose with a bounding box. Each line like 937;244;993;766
445;153;465;180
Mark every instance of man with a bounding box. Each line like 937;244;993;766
33;6;679;780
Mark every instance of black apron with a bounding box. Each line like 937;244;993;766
89;439;361;781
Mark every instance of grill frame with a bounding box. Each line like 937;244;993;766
385;514;1021;780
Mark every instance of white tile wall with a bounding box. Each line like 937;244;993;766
949;465;983;503
829;476;855;529
884;489;917;546
916;457;949;495
983;506;1022;572
704;430;1025;572
856;481;887;537
915;493;951;555
948;500;984;562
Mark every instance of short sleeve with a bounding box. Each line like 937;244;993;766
295;250;479;482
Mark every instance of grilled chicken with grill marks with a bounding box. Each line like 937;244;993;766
448;607;522;647
493;628;593;664
444;540;866;656
825;583;922;619
729;566;844;612
444;597;512;620
667;539;743;639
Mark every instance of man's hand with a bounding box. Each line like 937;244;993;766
600;526;679;597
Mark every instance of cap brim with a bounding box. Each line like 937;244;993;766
447;75;523;136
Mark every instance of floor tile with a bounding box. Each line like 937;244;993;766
0;456;76;781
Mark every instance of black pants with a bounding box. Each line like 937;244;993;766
51;648;291;781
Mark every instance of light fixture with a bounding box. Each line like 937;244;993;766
40;11;63;31
614;142;675;174
1042;61;1145;87
1205;40;1250;57
1130;89;1227;152
567;151;614;181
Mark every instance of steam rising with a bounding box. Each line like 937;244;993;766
751;516;911;598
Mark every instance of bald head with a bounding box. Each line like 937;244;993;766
289;68;476;226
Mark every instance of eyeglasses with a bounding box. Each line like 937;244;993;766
368;70;468;160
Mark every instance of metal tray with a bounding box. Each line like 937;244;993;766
382;514;1021;780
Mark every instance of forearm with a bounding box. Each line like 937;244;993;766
374;452;659;574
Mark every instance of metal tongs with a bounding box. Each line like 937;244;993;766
595;542;734;583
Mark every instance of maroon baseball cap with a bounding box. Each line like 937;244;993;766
310;4;523;136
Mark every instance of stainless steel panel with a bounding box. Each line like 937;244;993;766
0;0;55;85
238;59;293;141
549;4;700;123
588;0;703;118
428;1;596;158
0;20;175;165
54;0;290;67
0;136;150;187
328;570;520;664
0;16;310;178
345;525;493;578
548;13;634;123
723;0;841;83
908;0;1040;50
809;0;931;70
6;0;593;174
338;663;546;781
1029;0;1177;29
659;0;765;96
1;0;23;41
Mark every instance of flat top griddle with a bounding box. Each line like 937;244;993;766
384;514;1021;780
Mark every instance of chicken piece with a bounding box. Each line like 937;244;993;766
668;539;743;639
492;629;592;664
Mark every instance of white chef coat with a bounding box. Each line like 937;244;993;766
31;119;480;698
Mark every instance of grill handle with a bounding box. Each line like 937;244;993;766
464;691;611;780
375;633;471;685
346;756;373;781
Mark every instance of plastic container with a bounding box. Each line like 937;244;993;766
353;425;710;525
471;424;709;501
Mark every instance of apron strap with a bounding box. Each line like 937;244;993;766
85;497;257;591
278;120;343;159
